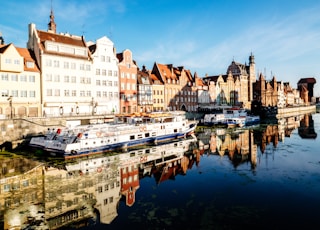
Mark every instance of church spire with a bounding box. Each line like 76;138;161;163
48;1;56;33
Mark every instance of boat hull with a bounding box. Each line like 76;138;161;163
30;111;198;159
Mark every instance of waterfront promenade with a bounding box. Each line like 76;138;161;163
0;105;316;150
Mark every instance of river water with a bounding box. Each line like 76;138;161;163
1;113;320;229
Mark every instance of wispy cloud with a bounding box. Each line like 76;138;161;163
136;4;320;79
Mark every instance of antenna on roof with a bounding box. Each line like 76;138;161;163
81;24;86;37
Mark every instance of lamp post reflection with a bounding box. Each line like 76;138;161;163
7;96;12;119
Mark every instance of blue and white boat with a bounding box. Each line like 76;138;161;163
202;107;260;128
30;111;197;158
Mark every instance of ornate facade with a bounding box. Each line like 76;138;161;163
202;54;256;109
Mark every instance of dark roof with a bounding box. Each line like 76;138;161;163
297;78;316;84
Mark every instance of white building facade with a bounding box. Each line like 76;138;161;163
88;36;120;114
0;44;41;118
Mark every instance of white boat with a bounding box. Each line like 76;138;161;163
29;128;65;149
203;107;247;127
245;115;260;126
202;107;260;128
226;117;246;128
30;111;197;158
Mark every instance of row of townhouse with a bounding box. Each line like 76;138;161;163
0;10;199;118
0;10;314;119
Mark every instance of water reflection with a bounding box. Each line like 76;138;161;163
0;113;317;229
0;137;199;229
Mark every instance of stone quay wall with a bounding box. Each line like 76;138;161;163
0;114;114;150
276;105;316;119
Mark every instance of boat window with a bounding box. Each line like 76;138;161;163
145;133;150;137
174;129;177;133
130;135;135;140
137;134;143;139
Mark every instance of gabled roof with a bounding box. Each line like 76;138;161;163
36;30;89;59
137;69;152;84
0;43;10;53
37;30;85;47
156;63;178;81
116;52;123;62
195;76;205;86
16;47;40;72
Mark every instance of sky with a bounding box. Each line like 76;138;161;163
1;0;320;95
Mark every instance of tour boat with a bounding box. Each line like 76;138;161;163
202;107;260;128
30;111;197;157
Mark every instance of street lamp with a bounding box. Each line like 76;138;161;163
7;96;12;119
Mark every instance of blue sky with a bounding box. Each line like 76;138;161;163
1;0;320;95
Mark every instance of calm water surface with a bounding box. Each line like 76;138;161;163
1;113;320;230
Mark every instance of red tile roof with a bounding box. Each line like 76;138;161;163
16;47;40;72
36;30;89;59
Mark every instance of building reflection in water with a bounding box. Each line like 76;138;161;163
0;137;199;229
0;113;317;229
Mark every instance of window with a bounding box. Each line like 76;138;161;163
4;184;11;192
29;75;35;82
64;75;70;83
101;55;105;62
114;81;118;87
53;60;59;67
96;69;100;75
108;81;112;86
71;62;76;69
114;71;118;77
1;74;9;81
14;59;20;65
46;59;52;67
29;91;36;97
64;62;69;69
80;91;85;97
54;89;60;96
108;70;112;76
11;90;18;97
64;90;70;96
96;91;101;97
26;61;34;68
106;56;111;62
45;74;52;82
1;90;9;97
54;75;60;82
71;76;76;83
80;64;84;70
102;69;106;76
20;75;27;82
20;90;27;97
72;90;77;97
86;65;90;71
11;74;18;81
96;80;101;86
102;80;107;86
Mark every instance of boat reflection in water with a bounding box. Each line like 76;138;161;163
197;113;317;170
0;114;317;229
0;136;198;229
